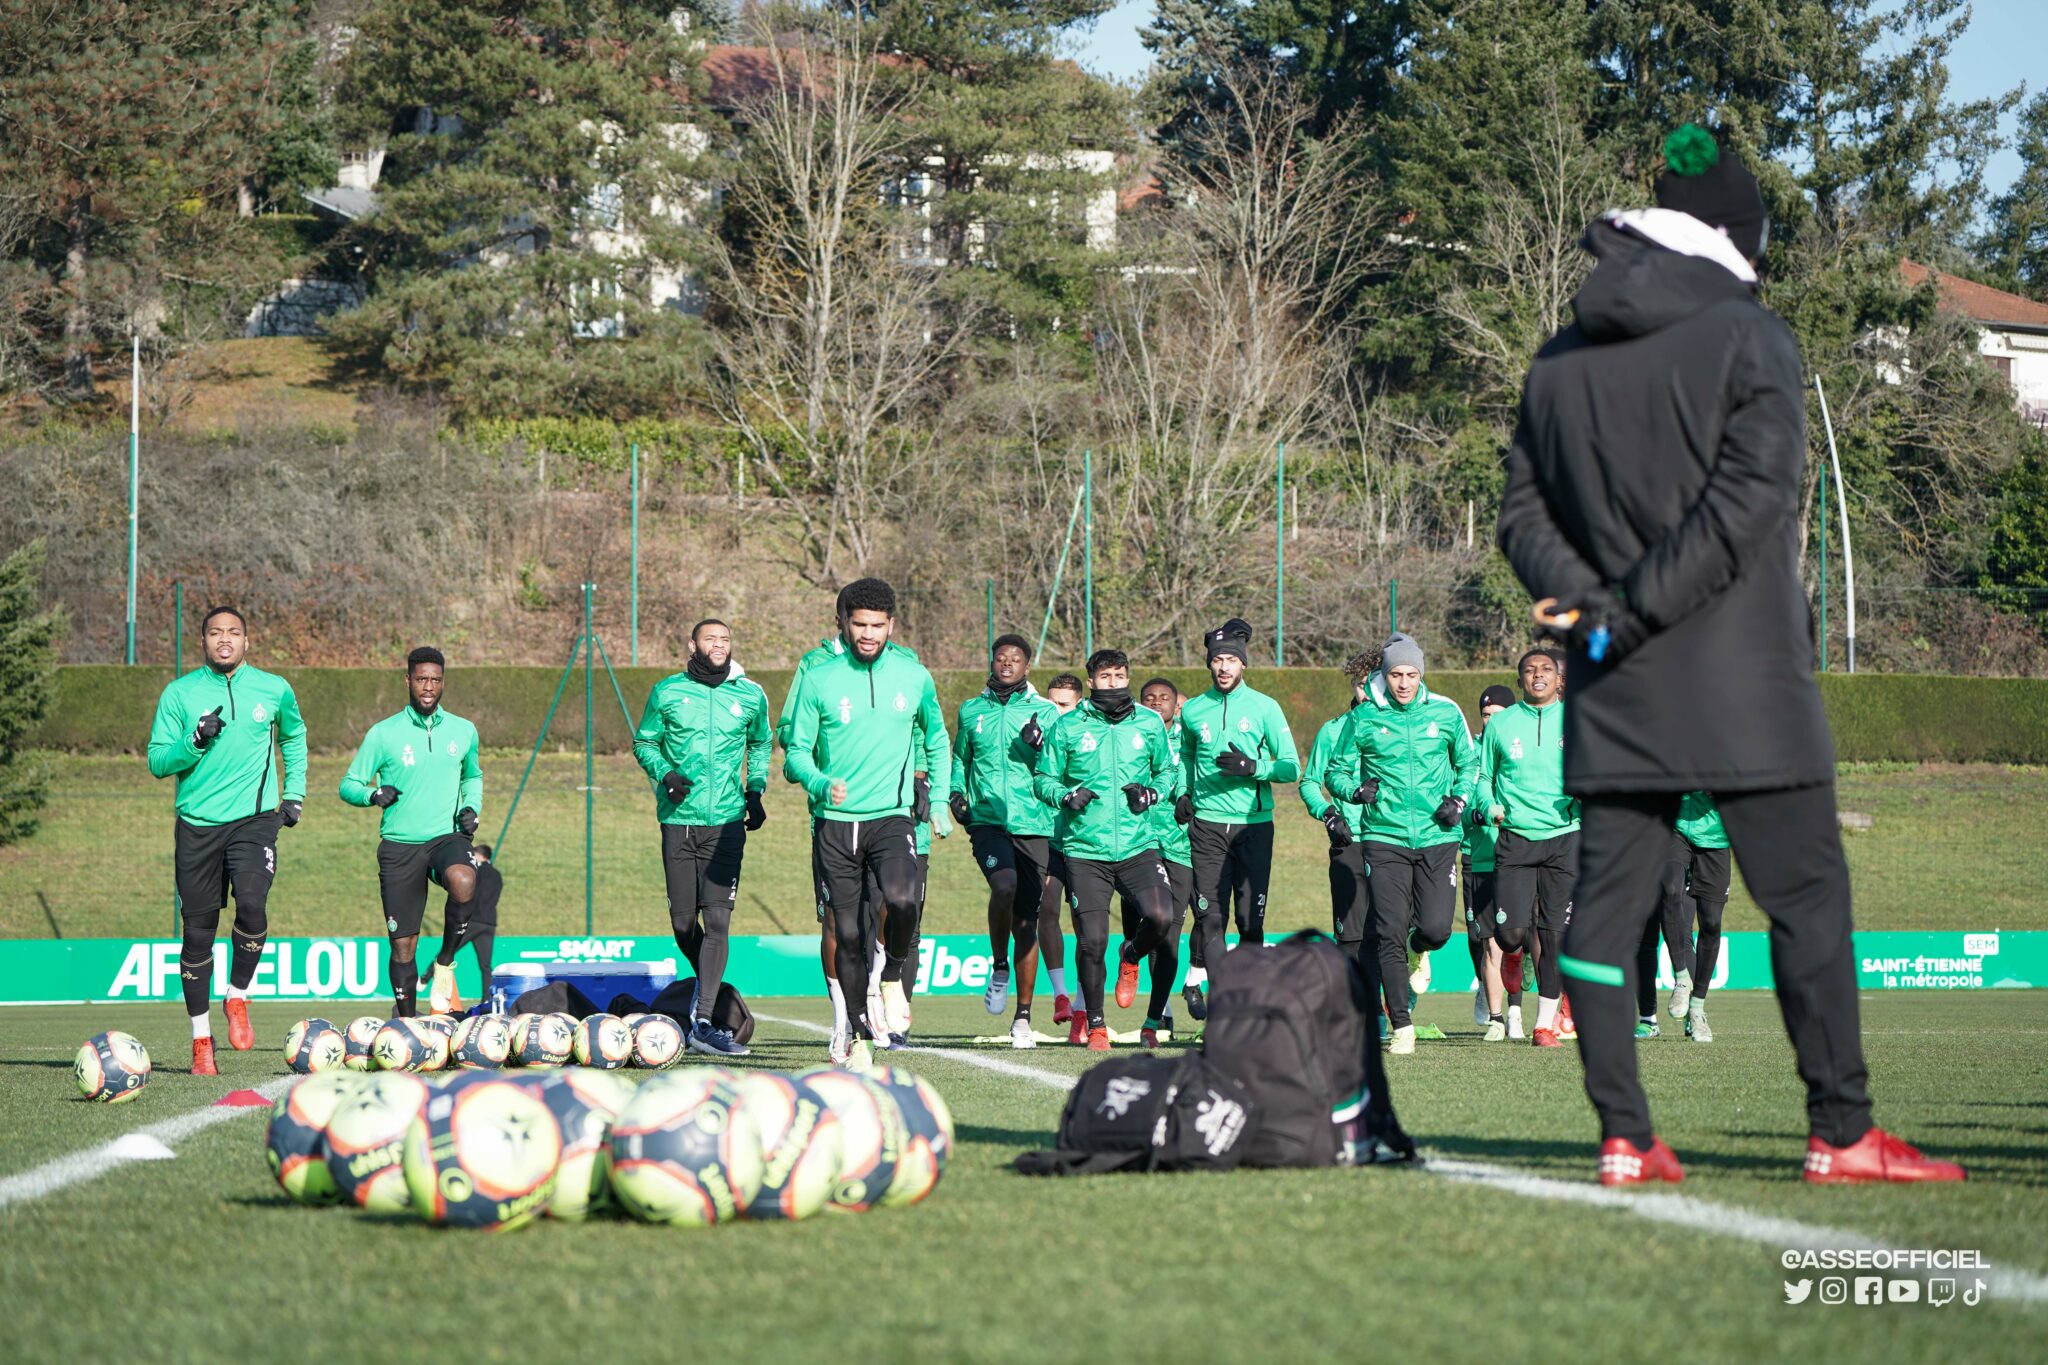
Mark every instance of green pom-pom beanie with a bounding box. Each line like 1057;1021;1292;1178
1654;124;1766;258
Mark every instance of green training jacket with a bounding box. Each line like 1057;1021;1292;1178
776;635;920;817
634;665;772;826
783;643;949;822
1299;709;1369;833
1178;680;1301;824
952;683;1060;836
1033;700;1172;863
1474;699;1580;839
1676;790;1728;849
338;706;482;843
1326;673;1477;850
1153;718;1191;866
147;664;308;826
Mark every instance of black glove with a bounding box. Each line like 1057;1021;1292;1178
278;799;302;829
192;707;224;750
948;790;971;825
1019;715;1044;750
913;775;931;823
1349;777;1381;807
1323;809;1352;848
1539;585;1649;663
1433;794;1467;829
456;806;479;837
661;771;691;803
1173;792;1194;825
1122;783;1159;815
744;791;767;831
1061;785;1097;812
1214;742;1256;777
369;785;400;808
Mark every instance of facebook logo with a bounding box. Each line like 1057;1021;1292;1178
1854;1277;1885;1305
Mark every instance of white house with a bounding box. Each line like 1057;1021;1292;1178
1900;260;2048;430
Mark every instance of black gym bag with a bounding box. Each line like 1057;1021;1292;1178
647;978;757;1045
1015;1053;1261;1176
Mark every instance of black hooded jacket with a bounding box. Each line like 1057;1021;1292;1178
1497;218;1834;795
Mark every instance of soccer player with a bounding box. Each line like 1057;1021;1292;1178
1045;674;1083;713
1032;648;1176;1049
146;605;307;1074
457;844;502;1003
1661;792;1731;1041
1134;676;1194;1047
633;618;772;1057
1326;632;1476;1055
1299;652;1376;967
338;647;482;1019
1177;617;1299;1012
1465;685;1516;1039
1498;126;1960;1182
1038;670;1086;1036
783;578;949;1062
950;634;1063;1048
1475;648;1580;1048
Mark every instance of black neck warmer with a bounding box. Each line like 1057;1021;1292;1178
987;674;1027;703
687;653;731;687
1091;687;1134;722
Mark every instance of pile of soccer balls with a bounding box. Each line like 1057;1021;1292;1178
264;1041;952;1232
282;1010;684;1077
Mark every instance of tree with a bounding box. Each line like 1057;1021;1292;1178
0;540;64;845
1983;91;2048;297
327;0;712;417
1982;443;2048;631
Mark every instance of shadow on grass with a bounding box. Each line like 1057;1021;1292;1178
956;1123;1055;1148
1423;1132;1790;1176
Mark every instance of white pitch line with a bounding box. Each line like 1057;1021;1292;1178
0;1077;293;1213
758;1012;2048;1307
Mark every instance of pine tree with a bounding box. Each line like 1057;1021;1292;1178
0;541;65;847
1983;91;2048;297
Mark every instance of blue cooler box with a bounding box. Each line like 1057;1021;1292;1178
486;960;678;1015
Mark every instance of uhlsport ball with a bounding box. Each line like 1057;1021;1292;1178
371;1020;426;1072
74;1030;151;1103
572;1015;633;1070
402;1078;562;1231
265;1072;361;1205
324;1071;430;1214
800;1068;906;1214
515;1069;634;1220
285;1018;346;1075
629;1014;684;1069
727;1073;843;1221
412;1018;451;1072
511;1013;574;1067
502;1014;534;1060
608;1073;763;1226
451;1015;513;1069
873;1066;953;1206
343;1016;384;1071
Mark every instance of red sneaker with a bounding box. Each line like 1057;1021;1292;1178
1086;1027;1111;1052
1067;1009;1088;1046
1139;1026;1161;1049
1598;1136;1684;1187
1114;959;1141;1010
1051;993;1074;1024
225;997;254;1051
1531;1027;1563;1048
1557;994;1577;1039
191;1037;219;1076
1804;1128;1966;1184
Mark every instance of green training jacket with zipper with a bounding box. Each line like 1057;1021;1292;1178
147;664;307;826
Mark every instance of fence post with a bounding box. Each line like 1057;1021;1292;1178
1818;456;1829;672
985;578;994;661
629;442;640;667
582;582;595;937
1275;441;1286;667
1390;578;1398;634
1083;449;1094;662
126;336;139;666
172;581;183;672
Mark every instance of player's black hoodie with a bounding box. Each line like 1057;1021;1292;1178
1498;212;1834;794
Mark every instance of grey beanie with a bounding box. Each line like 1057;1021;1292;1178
1381;632;1424;676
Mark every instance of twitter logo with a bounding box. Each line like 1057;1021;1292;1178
1784;1280;1814;1304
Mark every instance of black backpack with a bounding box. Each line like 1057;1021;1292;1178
1200;931;1415;1168
646;978;757;1045
1015;1053;1262;1176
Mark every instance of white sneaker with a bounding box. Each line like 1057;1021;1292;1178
1388;1024;1417;1055
428;961;455;1014
984;967;1011;1015
1507;1005;1525;1040
1686;999;1713;1043
1667;968;1694;1020
881;980;911;1035
1472;985;1489;1028
1410;952;1432;997
828;1028;853;1066
846;1039;874;1072
866;985;887;1041
1484;1018;1507;1042
1008;1017;1036;1049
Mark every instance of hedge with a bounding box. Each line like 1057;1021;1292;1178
31;666;2048;765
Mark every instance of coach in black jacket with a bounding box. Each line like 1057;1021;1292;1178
1498;126;1962;1185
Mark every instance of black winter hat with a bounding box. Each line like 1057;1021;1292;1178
1654;125;1767;260
1204;617;1253;663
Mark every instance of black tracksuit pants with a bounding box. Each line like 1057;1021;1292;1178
1564;784;1872;1148
1068;851;1172;1028
1360;840;1458;1030
1189;817;1274;967
813;816;920;1041
661;821;746;1013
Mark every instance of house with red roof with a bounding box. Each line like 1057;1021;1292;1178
1901;261;2048;429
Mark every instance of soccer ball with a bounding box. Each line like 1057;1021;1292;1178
74;1030;151;1103
799;1068;906;1214
416;1014;459;1043
873;1066;953;1206
451;1016;513;1069
572;1015;633;1070
265;1072;361;1205
371;1020;425;1072
727;1073;842;1221
629;1015;684;1070
608;1075;763;1226
324;1071;430;1214
402;1079;562;1231
517;1069;634;1220
511;1014;574;1068
412;1019;451;1072
285;1019;346;1075
343;1017;384;1071
619;1013;649;1029
501;1014;534;1059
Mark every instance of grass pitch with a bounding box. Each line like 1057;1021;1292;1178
2;992;2043;1363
